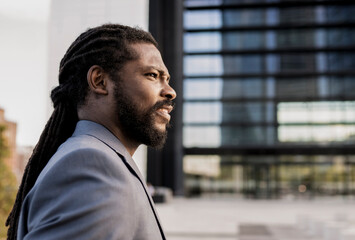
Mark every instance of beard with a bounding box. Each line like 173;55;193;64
113;83;173;149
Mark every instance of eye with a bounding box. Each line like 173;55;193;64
146;73;158;79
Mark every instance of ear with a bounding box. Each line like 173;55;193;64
87;65;109;95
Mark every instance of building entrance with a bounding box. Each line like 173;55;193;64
184;155;355;199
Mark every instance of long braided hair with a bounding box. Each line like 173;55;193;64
6;23;158;240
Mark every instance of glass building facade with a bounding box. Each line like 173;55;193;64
181;0;355;198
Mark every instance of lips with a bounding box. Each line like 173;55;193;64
156;105;173;121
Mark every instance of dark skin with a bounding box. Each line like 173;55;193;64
78;43;177;156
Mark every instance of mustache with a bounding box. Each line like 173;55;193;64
151;99;175;112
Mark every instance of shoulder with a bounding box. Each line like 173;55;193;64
25;133;133;209
31;134;130;197
20;135;137;239
38;134;123;182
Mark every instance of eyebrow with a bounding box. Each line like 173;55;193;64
144;65;170;78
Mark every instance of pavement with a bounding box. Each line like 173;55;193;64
155;196;355;240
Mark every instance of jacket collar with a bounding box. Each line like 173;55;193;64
72;120;145;183
72;120;165;238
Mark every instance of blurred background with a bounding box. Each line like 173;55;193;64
0;0;355;239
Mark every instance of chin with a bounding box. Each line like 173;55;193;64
144;126;168;149
154;122;168;132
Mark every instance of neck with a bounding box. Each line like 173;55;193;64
78;108;139;156
114;136;140;156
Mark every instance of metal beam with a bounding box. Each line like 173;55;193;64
185;23;355;32
184;145;355;155
185;0;353;10
148;0;184;195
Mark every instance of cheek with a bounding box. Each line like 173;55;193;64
129;85;159;108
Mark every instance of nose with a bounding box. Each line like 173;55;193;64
162;83;177;100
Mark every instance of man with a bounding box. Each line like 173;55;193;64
6;24;176;240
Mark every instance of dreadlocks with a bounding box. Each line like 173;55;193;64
6;23;158;240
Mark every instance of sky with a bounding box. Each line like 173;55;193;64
0;0;150;147
0;0;50;146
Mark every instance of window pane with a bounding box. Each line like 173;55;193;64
221;103;266;123
278;102;355;143
183;126;274;147
326;6;355;23
278;125;355;143
276;78;317;98
185;0;266;7
184;29;355;52
278;101;355;124
183;155;221;177
222;31;265;50
223;55;264;74
222;78;265;98
329;77;355;97
184;10;221;29
184;79;223;100
221;126;274;145
184;78;266;100
279;54;316;72
184;102;273;124
326;28;355;47
184;0;222;7
184;55;223;76
222;9;265;27
184;55;263;76
184;31;265;52
185;54;341;76
184;126;221;147
327;53;355;71
279;7;315;24
277;29;315;48
184;32;221;52
184;102;221;124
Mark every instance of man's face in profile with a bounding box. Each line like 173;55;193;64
112;43;176;148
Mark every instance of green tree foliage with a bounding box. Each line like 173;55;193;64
0;125;9;161
0;125;17;239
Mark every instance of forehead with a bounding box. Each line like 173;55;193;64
129;43;169;74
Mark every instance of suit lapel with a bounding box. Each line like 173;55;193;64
101;136;166;240
73;120;166;239
72;121;145;179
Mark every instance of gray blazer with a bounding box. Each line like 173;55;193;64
18;120;165;240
